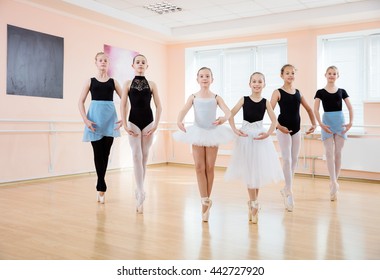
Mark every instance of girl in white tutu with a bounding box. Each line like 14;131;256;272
173;67;233;222
225;72;284;224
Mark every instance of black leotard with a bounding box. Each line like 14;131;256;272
90;78;115;101
128;76;153;131
314;88;349;112
277;88;301;135
243;96;266;122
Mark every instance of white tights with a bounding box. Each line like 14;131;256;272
323;135;345;190
276;130;301;194
128;122;154;206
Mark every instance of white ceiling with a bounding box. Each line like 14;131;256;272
56;0;380;42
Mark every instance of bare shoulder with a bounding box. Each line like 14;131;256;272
84;77;91;86
187;93;196;101
215;93;225;102
272;88;280;96
236;96;244;106
271;89;281;101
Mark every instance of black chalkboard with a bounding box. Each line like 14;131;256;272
6;25;64;99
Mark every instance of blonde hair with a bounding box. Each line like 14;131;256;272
197;67;213;78
249;72;265;83
281;64;296;74
325;65;339;74
95;52;106;61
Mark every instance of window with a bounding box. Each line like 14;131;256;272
185;40;287;124
318;30;380;128
369;34;380;101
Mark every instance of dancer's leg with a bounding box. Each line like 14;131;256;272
248;188;259;201
334;134;345;180
276;130;293;194
192;145;213;221
323;137;337;188
91;136;114;193
128;122;145;207
204;146;218;197
140;122;155;182
290;131;302;181
192;145;207;198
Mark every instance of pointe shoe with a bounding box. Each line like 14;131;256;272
280;188;294;212
330;183;339;201
136;204;144;214
201;198;212;222
248;200;260;224
97;192;105;204
135;191;145;214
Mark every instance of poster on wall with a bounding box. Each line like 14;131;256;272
104;44;138;89
6;25;64;99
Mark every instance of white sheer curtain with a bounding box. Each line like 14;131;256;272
320;31;380;127
186;42;287;124
322;36;364;126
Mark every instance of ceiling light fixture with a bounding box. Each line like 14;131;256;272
143;1;183;15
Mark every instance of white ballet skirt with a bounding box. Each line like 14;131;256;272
225;120;284;188
172;97;234;147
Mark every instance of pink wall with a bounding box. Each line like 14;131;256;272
0;0;168;183
1;0;379;182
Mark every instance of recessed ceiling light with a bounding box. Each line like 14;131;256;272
143;1;183;15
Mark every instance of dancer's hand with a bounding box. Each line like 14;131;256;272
234;129;247;137
177;122;186;132
124;124;139;137
254;132;269;140
144;126;157;136
305;124;317;135
342;123;352;134
85;119;96;132
320;123;332;134
278;125;292;134
212;117;226;126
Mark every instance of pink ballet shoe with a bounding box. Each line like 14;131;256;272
201;198;212;222
330;183;339;201
135;191;145;214
248;200;260;224
97;192;105;204
280;188;294;212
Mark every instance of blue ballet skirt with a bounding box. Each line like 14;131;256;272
225;120;284;188
321;111;347;141
82;100;120;142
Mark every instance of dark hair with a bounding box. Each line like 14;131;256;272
133;54;147;64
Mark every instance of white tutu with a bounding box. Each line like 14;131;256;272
173;97;234;147
225;120;284;188
172;124;234;147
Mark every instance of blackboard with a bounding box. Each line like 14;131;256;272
6;25;64;99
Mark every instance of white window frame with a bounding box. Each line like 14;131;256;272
185;39;287;125
317;29;380;131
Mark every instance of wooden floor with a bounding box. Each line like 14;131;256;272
0;164;379;260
